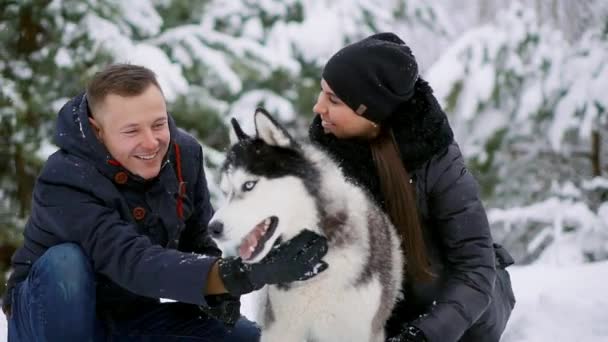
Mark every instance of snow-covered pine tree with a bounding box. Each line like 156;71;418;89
0;0;121;295
0;0;117;248
426;0;608;264
195;0;455;135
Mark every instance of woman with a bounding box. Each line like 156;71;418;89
309;32;516;342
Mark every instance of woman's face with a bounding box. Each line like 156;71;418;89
312;79;379;139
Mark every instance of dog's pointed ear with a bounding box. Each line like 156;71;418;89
229;118;250;144
254;108;295;148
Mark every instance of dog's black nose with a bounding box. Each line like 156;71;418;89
208;221;224;238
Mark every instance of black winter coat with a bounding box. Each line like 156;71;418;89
3;93;220;316
310;79;515;342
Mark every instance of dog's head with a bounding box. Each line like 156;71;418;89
209;108;321;263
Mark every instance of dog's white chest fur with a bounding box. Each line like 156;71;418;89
259;173;402;342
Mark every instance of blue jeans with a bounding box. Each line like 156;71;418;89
7;243;260;341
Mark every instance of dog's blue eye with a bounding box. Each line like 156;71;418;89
242;180;257;192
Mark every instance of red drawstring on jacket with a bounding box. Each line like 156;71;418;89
173;143;185;220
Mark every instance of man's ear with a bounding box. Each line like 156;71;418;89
88;116;103;141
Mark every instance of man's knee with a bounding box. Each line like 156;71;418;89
36;243;91;274
30;243;94;300
10;244;98;341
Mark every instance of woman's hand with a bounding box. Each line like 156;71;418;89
387;324;427;342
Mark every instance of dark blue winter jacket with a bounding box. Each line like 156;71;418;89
3;93;220;315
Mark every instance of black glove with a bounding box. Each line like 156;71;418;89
199;294;241;326
218;229;329;296
387;325;426;342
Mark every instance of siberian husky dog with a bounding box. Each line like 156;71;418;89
209;108;404;342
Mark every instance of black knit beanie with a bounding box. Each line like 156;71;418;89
322;32;419;123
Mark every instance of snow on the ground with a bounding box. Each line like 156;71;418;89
502;260;608;341
1;261;607;341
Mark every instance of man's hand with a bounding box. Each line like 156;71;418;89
199;294;241;326
218;230;329;296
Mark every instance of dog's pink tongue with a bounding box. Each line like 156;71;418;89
238;223;266;260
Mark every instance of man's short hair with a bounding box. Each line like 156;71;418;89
86;64;162;114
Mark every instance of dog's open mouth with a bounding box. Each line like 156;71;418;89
238;216;278;261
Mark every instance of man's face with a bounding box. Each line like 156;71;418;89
89;85;170;180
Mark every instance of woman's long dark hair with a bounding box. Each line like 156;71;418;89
370;127;434;282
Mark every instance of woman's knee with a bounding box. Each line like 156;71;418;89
462;269;515;341
497;268;516;309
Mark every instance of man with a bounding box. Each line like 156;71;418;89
2;64;328;341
